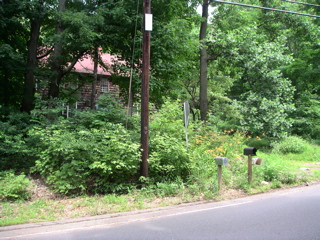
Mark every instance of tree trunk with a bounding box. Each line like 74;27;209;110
91;47;99;109
48;0;67;99
21;19;42;113
199;0;209;121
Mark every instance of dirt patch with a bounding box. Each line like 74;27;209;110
217;188;247;200
28;176;62;201
300;162;320;170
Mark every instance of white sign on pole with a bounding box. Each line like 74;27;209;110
184;101;190;128
145;14;153;31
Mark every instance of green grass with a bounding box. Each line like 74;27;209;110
0;192;184;226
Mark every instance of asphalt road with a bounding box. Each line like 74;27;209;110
1;184;320;240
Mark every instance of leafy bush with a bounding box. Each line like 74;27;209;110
0;171;32;201
149;135;190;182
291;93;320;140
245;137;271;150
30;96;67;125
71;93;128;128
262;163;299;184
238;92;295;141
272;136;308;154
30;122;141;195
149;99;190;182
0;110;36;171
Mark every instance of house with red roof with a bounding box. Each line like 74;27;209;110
71;52;122;110
36;48;129;115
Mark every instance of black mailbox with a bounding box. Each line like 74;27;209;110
244;147;257;156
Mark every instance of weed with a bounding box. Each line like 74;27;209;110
270;180;282;189
0;171;32;202
272;136;308;154
155;182;183;197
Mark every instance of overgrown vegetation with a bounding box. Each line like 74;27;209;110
0;171;32;202
1;99;320;226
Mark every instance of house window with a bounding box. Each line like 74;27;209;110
100;79;109;93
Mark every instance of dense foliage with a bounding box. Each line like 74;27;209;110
1;0;320;199
1;99;318;199
31;122;141;194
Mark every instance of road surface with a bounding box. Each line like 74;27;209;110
1;184;320;240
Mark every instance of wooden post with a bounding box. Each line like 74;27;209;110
218;165;222;190
141;0;151;178
248;155;252;183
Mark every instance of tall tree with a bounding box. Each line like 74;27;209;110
47;0;104;99
21;0;45;113
205;0;300;139
0;0;27;109
90;46;99;109
48;0;67;99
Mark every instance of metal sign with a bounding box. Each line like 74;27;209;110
184;101;190;129
145;14;153;31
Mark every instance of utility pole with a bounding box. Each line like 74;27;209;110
199;0;209;121
141;0;152;177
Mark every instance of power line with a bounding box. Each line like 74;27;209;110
280;0;320;8
211;0;320;18
126;0;140;128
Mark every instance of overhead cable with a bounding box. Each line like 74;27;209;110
280;0;320;8
211;0;320;18
126;0;140;128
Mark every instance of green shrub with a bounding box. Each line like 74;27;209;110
245;137;271;150
291;93;320;140
149;135;190;182
0;171;32;202
262;163;283;182
71;93;128;128
0;110;35;171
261;160;300;185
155;181;184;197
30;97;66;125
30;122;141;195
272;136;308;154
149;99;190;182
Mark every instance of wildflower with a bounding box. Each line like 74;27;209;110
215;146;226;154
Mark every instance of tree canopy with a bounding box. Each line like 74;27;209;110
0;0;319;140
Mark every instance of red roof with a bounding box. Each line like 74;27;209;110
74;53;118;77
37;47;126;77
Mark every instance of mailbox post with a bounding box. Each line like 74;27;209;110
215;157;228;190
244;148;257;183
